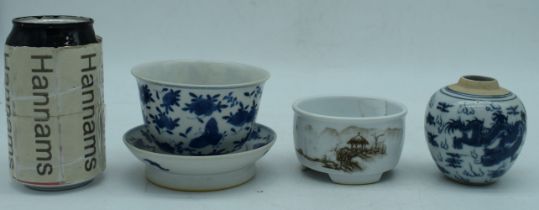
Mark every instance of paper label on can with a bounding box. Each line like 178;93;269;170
4;43;105;186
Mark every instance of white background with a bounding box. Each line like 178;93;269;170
1;0;538;209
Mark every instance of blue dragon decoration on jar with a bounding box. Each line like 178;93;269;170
425;75;526;184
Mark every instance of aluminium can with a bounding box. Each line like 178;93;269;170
4;15;105;190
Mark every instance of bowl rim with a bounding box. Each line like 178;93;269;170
292;95;407;121
131;59;271;89
123;123;276;159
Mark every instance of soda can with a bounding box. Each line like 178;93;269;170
4;15;105;190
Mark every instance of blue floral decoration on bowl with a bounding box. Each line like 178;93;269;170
136;82;265;155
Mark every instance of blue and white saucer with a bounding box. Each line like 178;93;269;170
123;123;276;191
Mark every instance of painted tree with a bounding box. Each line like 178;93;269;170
371;133;385;152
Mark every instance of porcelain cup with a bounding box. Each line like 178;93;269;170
132;60;270;155
293;96;407;184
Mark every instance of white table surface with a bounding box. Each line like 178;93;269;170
0;1;538;209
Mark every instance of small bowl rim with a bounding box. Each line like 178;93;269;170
123;123;276;160
131;59;271;89
292;95;407;121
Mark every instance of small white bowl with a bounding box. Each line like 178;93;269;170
123;123;276;191
293;96;407;184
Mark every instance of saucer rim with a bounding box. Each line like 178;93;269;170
123;123;276;159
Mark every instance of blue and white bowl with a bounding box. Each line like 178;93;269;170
132;60;270;155
425;75;527;184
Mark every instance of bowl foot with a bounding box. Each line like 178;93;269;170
329;173;383;185
146;165;256;191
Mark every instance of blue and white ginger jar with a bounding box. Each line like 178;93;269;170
425;75;526;184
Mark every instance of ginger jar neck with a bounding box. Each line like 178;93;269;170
448;75;510;96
